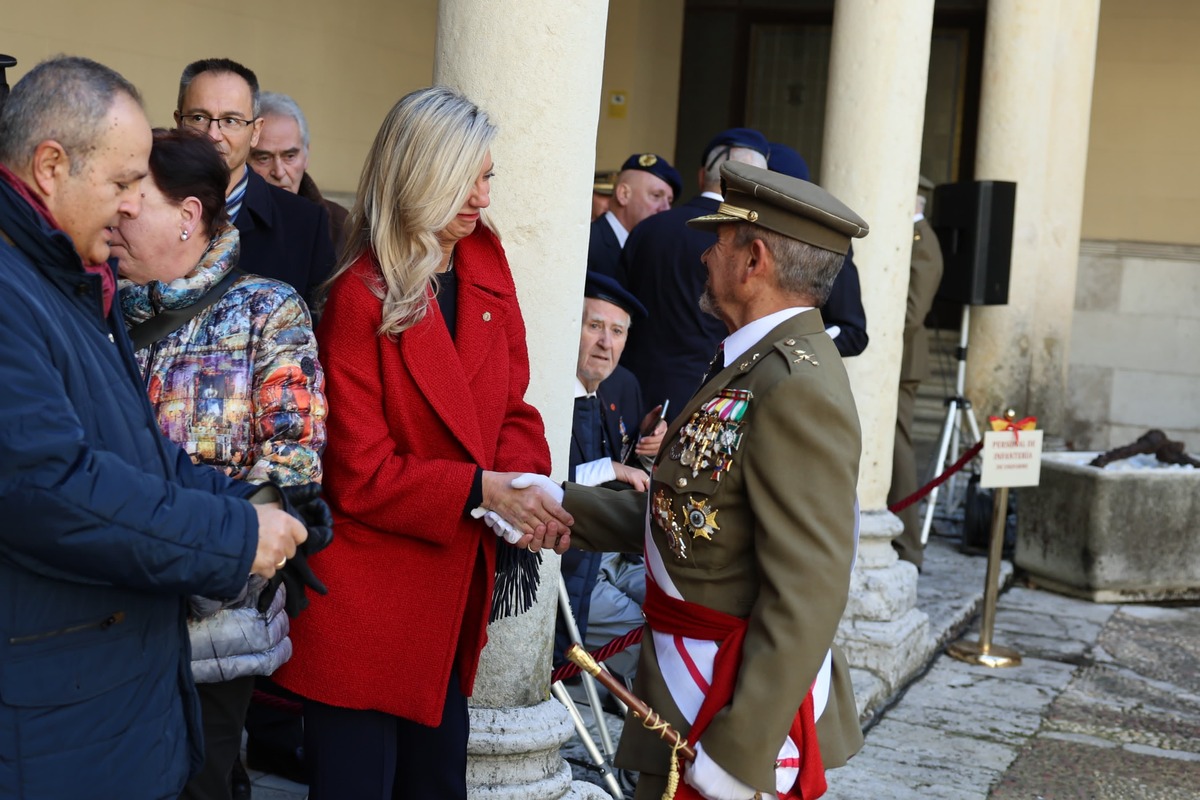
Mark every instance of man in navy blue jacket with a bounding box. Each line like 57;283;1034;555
0;57;306;800
556;273;665;666
588;152;681;279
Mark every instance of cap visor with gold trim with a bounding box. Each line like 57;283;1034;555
687;161;869;255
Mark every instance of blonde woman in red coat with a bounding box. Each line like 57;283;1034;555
273;86;572;799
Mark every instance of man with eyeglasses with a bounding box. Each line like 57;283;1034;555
249;91;349;253
176;59;334;309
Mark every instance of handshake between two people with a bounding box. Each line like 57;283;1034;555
474;471;574;554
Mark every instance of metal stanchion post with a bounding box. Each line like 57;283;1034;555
948;480;1021;668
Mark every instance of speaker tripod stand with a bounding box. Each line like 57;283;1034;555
920;305;983;546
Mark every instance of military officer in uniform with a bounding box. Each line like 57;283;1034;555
518;161;868;799
588;152;682;278
889;190;944;569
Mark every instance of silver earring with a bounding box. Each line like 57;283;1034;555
180;230;189;241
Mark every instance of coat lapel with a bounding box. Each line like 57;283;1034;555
401;290;486;465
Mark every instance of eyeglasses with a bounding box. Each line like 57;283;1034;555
179;113;256;132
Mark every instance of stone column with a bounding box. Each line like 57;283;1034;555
435;1;609;798
820;0;935;707
1027;0;1101;433
965;0;1058;425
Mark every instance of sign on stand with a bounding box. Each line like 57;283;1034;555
980;429;1044;488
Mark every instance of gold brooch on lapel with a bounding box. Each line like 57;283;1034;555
652;488;688;560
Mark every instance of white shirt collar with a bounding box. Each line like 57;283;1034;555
722;307;813;367
603;211;629;248
574;377;596;399
700;190;723;202
914;212;925;223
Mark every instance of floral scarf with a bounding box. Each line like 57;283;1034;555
119;222;240;326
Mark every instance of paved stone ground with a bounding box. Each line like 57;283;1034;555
826;588;1200;799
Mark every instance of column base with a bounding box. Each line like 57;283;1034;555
468;699;606;799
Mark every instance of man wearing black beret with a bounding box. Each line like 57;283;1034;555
556;272;667;667
588;153;682;279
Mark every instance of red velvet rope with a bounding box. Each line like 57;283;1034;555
552;625;646;684
888;439;984;513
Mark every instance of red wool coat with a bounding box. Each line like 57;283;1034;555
274;224;551;726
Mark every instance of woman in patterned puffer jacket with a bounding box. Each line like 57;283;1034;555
111;128;326;800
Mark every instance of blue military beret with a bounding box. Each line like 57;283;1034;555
767;142;810;182
584;271;647;319
701;127;770;167
619;153;682;198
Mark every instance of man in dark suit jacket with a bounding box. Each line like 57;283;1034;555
557;272;666;666
587;153;681;279
250;91;350;255
617;129;771;423
768;142;868;357
176;59;334;310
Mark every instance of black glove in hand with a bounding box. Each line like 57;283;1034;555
254;481;333;617
279;482;334;555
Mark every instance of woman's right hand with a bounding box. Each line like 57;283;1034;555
482;470;574;549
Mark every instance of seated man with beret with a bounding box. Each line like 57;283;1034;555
588;153;682;279
556;272;666;668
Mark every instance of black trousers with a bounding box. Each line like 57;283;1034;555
303;669;468;800
180;675;256;800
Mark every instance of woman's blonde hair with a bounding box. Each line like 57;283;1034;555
328;86;497;336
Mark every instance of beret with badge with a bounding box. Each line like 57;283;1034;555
584;270;647;319
619;152;682;199
688;160;869;255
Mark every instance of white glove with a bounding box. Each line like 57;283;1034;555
511;472;565;504
470;507;523;544
684;743;758;800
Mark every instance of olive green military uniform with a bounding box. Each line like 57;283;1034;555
565;305;863;794
890;216;944;567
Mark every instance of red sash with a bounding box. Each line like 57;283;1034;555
643;578;826;800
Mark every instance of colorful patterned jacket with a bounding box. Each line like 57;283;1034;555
120;223;327;683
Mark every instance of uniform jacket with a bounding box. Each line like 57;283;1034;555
274;224;551;726
564;309;863;792
120;223;327;685
0;173;257;799
586;213;623;279
237;169;335;310
900;218;944;383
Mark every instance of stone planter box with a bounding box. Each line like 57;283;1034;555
1015;452;1200;602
